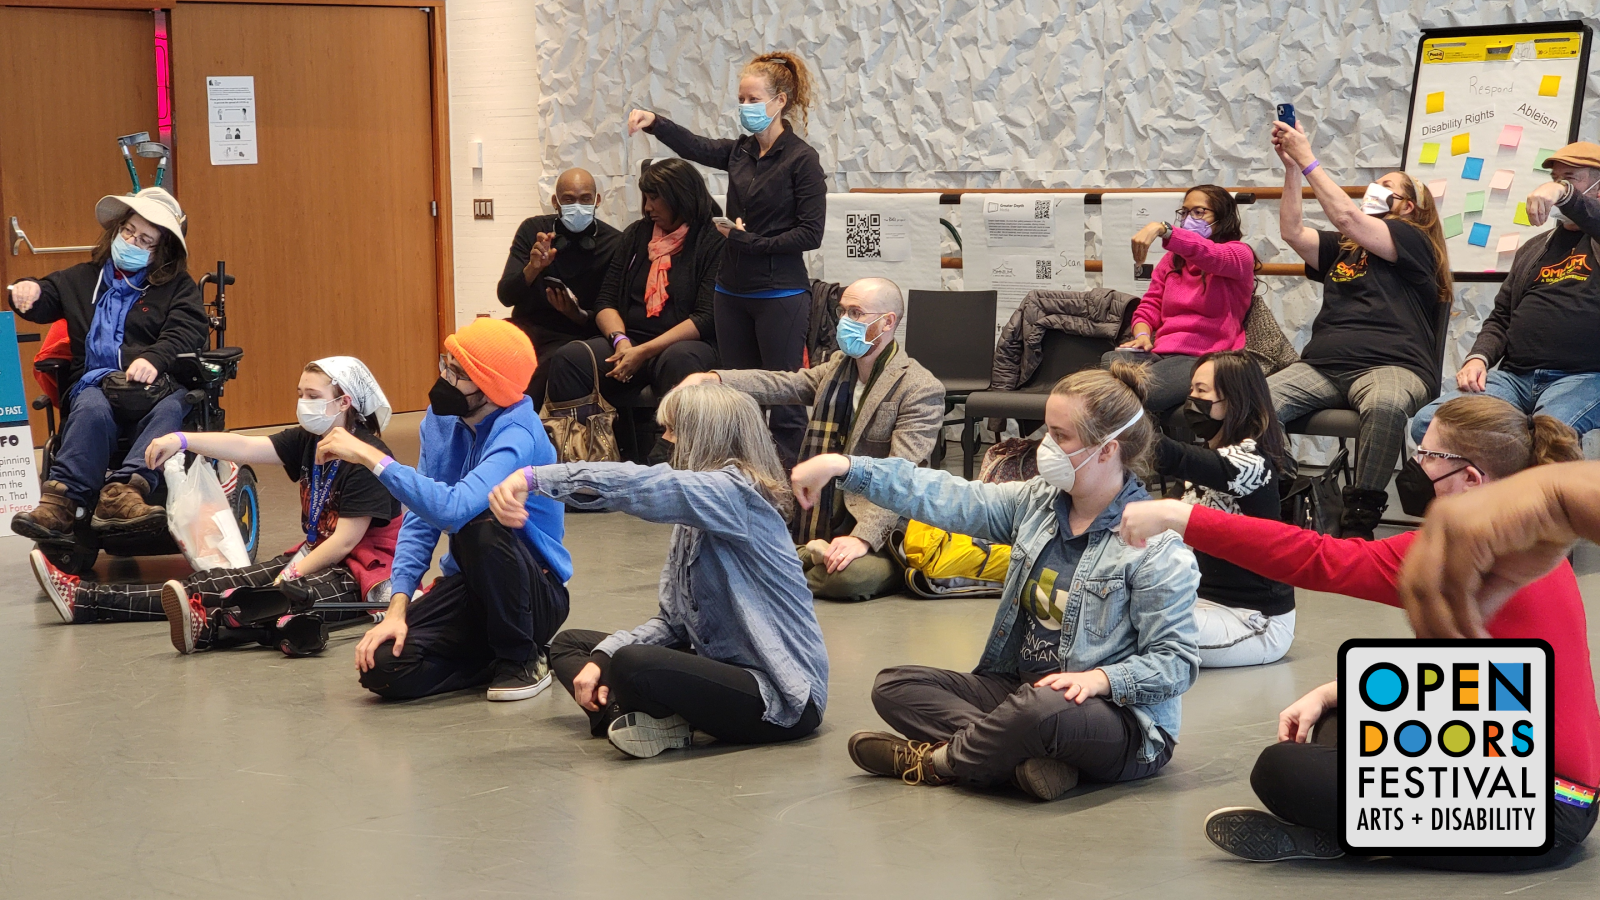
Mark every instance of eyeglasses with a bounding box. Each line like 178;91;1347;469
118;222;159;252
1174;207;1215;221
839;307;889;324
1413;447;1477;470
437;353;470;385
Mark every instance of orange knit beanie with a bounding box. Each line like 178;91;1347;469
443;318;535;408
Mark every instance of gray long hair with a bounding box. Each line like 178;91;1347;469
657;383;793;516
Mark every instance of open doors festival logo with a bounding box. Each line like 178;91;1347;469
1339;640;1554;855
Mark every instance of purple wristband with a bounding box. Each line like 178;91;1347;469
1301;160;1320;176
178;433;187;451
610;332;629;348
522;466;536;490
373;454;394;475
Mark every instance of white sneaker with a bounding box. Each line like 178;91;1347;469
606;712;694;758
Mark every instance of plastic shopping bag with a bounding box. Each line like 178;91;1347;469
164;453;251;571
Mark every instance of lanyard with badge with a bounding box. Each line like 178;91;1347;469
305;460;340;546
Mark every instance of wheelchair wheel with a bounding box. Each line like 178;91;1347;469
40;540;99;577
231;465;261;563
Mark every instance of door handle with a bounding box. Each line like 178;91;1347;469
9;216;95;256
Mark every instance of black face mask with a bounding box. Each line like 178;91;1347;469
1394;457;1470;517
1183;397;1223;441
428;377;484;419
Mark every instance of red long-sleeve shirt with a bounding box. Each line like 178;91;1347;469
1187;505;1600;786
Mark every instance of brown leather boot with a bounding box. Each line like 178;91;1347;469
11;481;80;540
92;474;164;528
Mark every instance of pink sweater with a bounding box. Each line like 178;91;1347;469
1132;227;1255;357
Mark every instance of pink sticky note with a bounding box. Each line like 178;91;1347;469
1499;124;1523;148
1428;179;1448;202
1490;169;1515;191
1497;233;1520;254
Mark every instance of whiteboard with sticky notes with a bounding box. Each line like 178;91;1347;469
1402;23;1591;273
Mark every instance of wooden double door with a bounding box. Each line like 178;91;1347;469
0;3;448;441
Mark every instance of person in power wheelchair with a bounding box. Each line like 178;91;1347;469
6;187;208;545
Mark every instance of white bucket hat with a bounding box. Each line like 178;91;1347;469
95;187;187;252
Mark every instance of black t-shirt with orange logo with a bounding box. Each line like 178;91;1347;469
1502;227;1600;374
1300;221;1444;388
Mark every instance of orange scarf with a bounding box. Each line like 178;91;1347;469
644;223;689;317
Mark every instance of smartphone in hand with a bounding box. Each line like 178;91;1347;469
713;216;736;229
1276;103;1296;128
1134;263;1154;282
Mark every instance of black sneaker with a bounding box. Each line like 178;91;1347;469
1203;807;1344;861
486;655;552;702
606;711;694;758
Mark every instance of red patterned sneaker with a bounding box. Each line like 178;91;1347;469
159;580;207;654
29;549;79;623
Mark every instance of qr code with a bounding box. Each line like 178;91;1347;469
845;213;881;258
1034;200;1051;219
1036;259;1052;280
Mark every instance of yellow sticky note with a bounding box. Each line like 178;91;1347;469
1514;202;1531;226
1540;75;1561;97
1426;91;1444;114
1419;142;1440;164
1451;133;1471;156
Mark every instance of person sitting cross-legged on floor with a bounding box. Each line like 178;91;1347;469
338;318;572;703
1119;394;1599;869
790;364;1200;801
679;276;943;602
501;383;828;759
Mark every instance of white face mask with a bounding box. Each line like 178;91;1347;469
1035;408;1144;494
296;397;343;435
1360;183;1398;217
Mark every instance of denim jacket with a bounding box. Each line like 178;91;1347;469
840;457;1201;762
529;462;828;728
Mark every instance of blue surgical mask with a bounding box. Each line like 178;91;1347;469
836;313;887;358
1179;215;1213;239
738;101;775;135
110;235;151;272
559;203;595;232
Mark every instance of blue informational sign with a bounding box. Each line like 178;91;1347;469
0;313;29;427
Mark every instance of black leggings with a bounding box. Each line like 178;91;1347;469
1249;711;1598;871
549;628;821;744
359;515;570;700
713;290;809;466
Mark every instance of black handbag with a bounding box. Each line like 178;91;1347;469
97;371;180;426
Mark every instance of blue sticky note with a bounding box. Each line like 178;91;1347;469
1468;222;1491;247
1462;157;1485;180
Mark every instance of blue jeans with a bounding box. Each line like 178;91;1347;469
1410;368;1600;444
49;386;187;505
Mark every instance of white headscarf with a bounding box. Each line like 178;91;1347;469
312;356;391;431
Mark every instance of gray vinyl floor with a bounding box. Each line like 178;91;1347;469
1;412;1596;898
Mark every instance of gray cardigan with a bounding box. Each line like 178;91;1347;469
717;349;945;550
1467;189;1600;368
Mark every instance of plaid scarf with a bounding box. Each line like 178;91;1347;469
792;343;897;544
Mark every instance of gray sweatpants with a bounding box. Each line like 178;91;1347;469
1268;362;1432;492
870;665;1173;787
